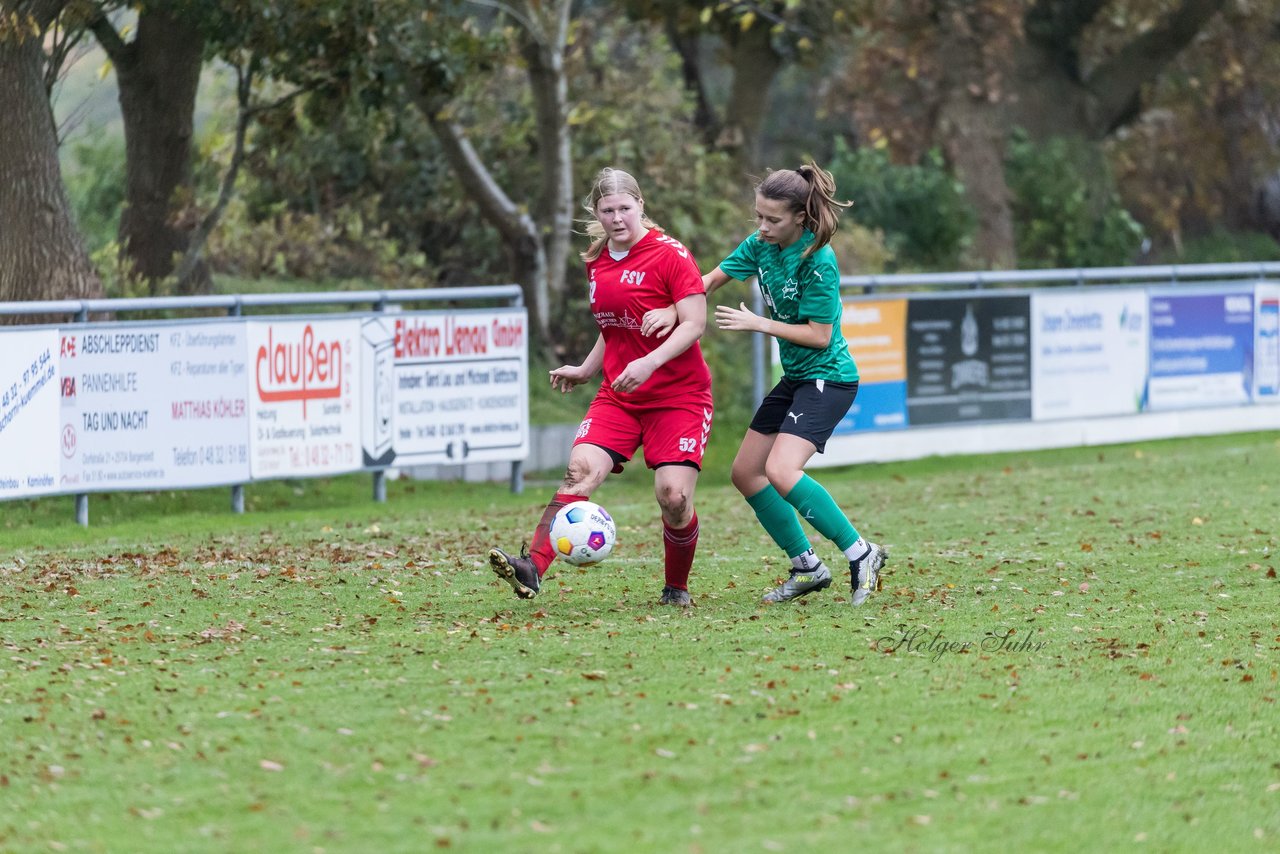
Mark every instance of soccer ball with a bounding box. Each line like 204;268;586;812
549;500;617;566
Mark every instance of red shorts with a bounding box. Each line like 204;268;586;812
573;386;713;469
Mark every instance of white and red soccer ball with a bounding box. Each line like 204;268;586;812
549;500;617;566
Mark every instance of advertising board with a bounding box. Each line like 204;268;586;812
838;298;908;433
248;319;360;477
58;322;251;490
1255;283;1279;403
906;295;1032;425
370;309;529;466
1147;289;1253;410
0;330;59;498
1031;289;1149;420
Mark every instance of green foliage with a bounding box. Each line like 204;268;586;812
63;134;125;254
91;240;164;300
204;195;432;284
827;138;974;270
1006;130;1145;269
3;432;1279;850
827;219;893;275
1165;229;1280;264
699;322;761;431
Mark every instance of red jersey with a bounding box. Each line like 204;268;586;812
585;229;711;405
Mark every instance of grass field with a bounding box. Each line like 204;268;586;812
2;431;1278;853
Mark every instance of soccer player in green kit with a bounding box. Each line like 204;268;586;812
645;161;887;605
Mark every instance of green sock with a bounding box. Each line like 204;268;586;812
782;474;860;552
745;484;811;558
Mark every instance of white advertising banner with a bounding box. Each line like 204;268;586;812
248;319;360;478
1255;283;1279;403
0;329;60;498
1031;289;1149;420
364;309;529;467
58;322;251;491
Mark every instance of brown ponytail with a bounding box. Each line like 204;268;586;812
756;160;851;257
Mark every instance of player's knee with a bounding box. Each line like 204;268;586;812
656;484;690;519
764;459;798;491
562;457;607;492
730;461;757;495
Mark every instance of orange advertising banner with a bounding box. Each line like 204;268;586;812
842;298;907;383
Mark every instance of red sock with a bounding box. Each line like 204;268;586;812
662;512;699;591
529;492;579;576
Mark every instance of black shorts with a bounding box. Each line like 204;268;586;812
748;377;859;453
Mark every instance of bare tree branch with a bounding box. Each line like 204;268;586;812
1085;0;1227;135
171;58;309;286
86;10;128;64
415;95;539;248
1024;0;1107;45
466;0;544;44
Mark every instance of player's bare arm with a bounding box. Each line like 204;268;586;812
715;302;833;350
613;294;706;394
550;334;605;393
702;266;732;296
640;267;730;338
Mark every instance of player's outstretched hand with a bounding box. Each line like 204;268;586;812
550;364;591;393
641;306;678;338
715;301;762;333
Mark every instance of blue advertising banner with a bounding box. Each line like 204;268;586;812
1148;289;1253;410
839;381;908;433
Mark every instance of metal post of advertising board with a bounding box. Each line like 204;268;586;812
74;305;88;526
228;300;246;514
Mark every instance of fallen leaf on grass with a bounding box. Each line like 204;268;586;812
199;620;246;642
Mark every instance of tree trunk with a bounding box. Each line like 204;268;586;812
0;0;102;309
404;0;572;360
518;6;574;342
1215;85;1261;234
933;3;1016;268
411;94;552;357
939;98;1016;270
932;0;1230;267
95;7;208;294
719;21;783;169
663;20;717;146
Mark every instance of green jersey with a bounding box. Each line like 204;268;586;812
719;230;859;383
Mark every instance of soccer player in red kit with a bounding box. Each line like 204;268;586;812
489;167;713;606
